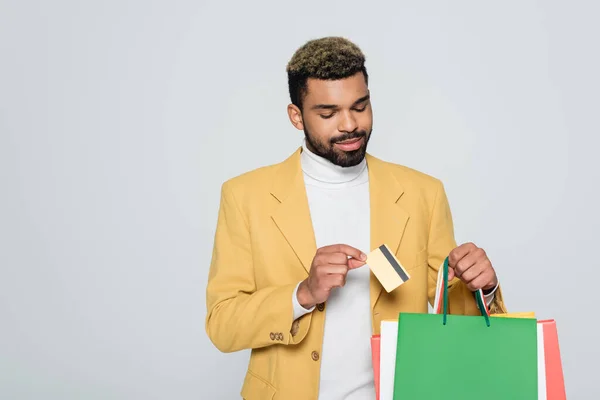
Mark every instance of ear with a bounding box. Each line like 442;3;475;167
287;104;304;131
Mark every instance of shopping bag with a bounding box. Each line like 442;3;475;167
393;257;538;399
538;319;567;400
373;286;536;399
371;334;381;400
378;320;398;400
376;315;565;399
373;314;538;400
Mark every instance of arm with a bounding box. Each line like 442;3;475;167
426;180;507;315
205;182;312;353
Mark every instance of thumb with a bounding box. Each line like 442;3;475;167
447;267;455;281
348;258;366;269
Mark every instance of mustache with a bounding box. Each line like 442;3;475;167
329;131;368;145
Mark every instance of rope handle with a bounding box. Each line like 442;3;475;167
441;257;491;327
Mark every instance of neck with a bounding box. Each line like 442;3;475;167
300;140;367;185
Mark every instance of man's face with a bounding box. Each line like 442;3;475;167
300;72;373;167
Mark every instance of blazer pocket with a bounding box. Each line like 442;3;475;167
241;370;276;400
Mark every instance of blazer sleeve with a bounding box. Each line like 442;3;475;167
426;180;508;315
205;182;312;353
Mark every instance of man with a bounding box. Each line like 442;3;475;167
205;37;507;400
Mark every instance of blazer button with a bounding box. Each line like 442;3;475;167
277;333;283;340
311;351;319;361
316;303;325;312
270;332;275;340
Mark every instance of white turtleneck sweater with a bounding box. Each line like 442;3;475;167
292;141;497;400
293;141;374;399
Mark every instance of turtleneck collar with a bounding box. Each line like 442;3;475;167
300;139;368;187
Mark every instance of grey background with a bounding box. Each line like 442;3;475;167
1;0;598;398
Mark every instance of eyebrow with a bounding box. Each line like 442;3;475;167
311;94;370;111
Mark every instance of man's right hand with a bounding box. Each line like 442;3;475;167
296;244;367;309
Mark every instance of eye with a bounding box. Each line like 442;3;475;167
319;113;335;119
354;105;368;112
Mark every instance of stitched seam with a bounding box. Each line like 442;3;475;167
426;179;442;244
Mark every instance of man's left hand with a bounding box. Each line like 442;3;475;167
448;242;498;292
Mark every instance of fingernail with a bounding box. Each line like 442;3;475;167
361;253;367;261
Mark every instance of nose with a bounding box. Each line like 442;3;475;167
337;110;358;133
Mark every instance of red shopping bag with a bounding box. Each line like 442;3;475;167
538;319;566;399
371;334;380;400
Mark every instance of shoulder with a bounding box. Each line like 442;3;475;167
221;164;278;193
219;165;279;207
367;153;444;193
219;148;299;200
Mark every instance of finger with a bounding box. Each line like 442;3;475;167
447;267;455;281
458;249;488;280
453;248;482;278
467;270;494;291
319;244;366;261
327;274;346;288
318;264;349;276
460;263;485;284
348;258;366;269
316;252;350;266
448;242;476;267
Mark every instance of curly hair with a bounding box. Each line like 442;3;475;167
286;37;368;109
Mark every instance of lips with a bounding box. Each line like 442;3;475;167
337;138;361;144
334;137;364;151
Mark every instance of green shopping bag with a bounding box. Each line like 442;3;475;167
393;257;538;399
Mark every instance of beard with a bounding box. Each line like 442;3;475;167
304;128;371;167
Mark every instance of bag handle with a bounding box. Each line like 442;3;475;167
442;256;491;327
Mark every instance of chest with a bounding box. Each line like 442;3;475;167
304;183;370;251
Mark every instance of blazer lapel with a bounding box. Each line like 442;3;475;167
270;147;316;275
367;154;410;310
269;149;410;296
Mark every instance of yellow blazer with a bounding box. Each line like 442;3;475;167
205;147;507;400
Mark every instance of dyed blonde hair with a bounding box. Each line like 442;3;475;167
286;37;368;109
